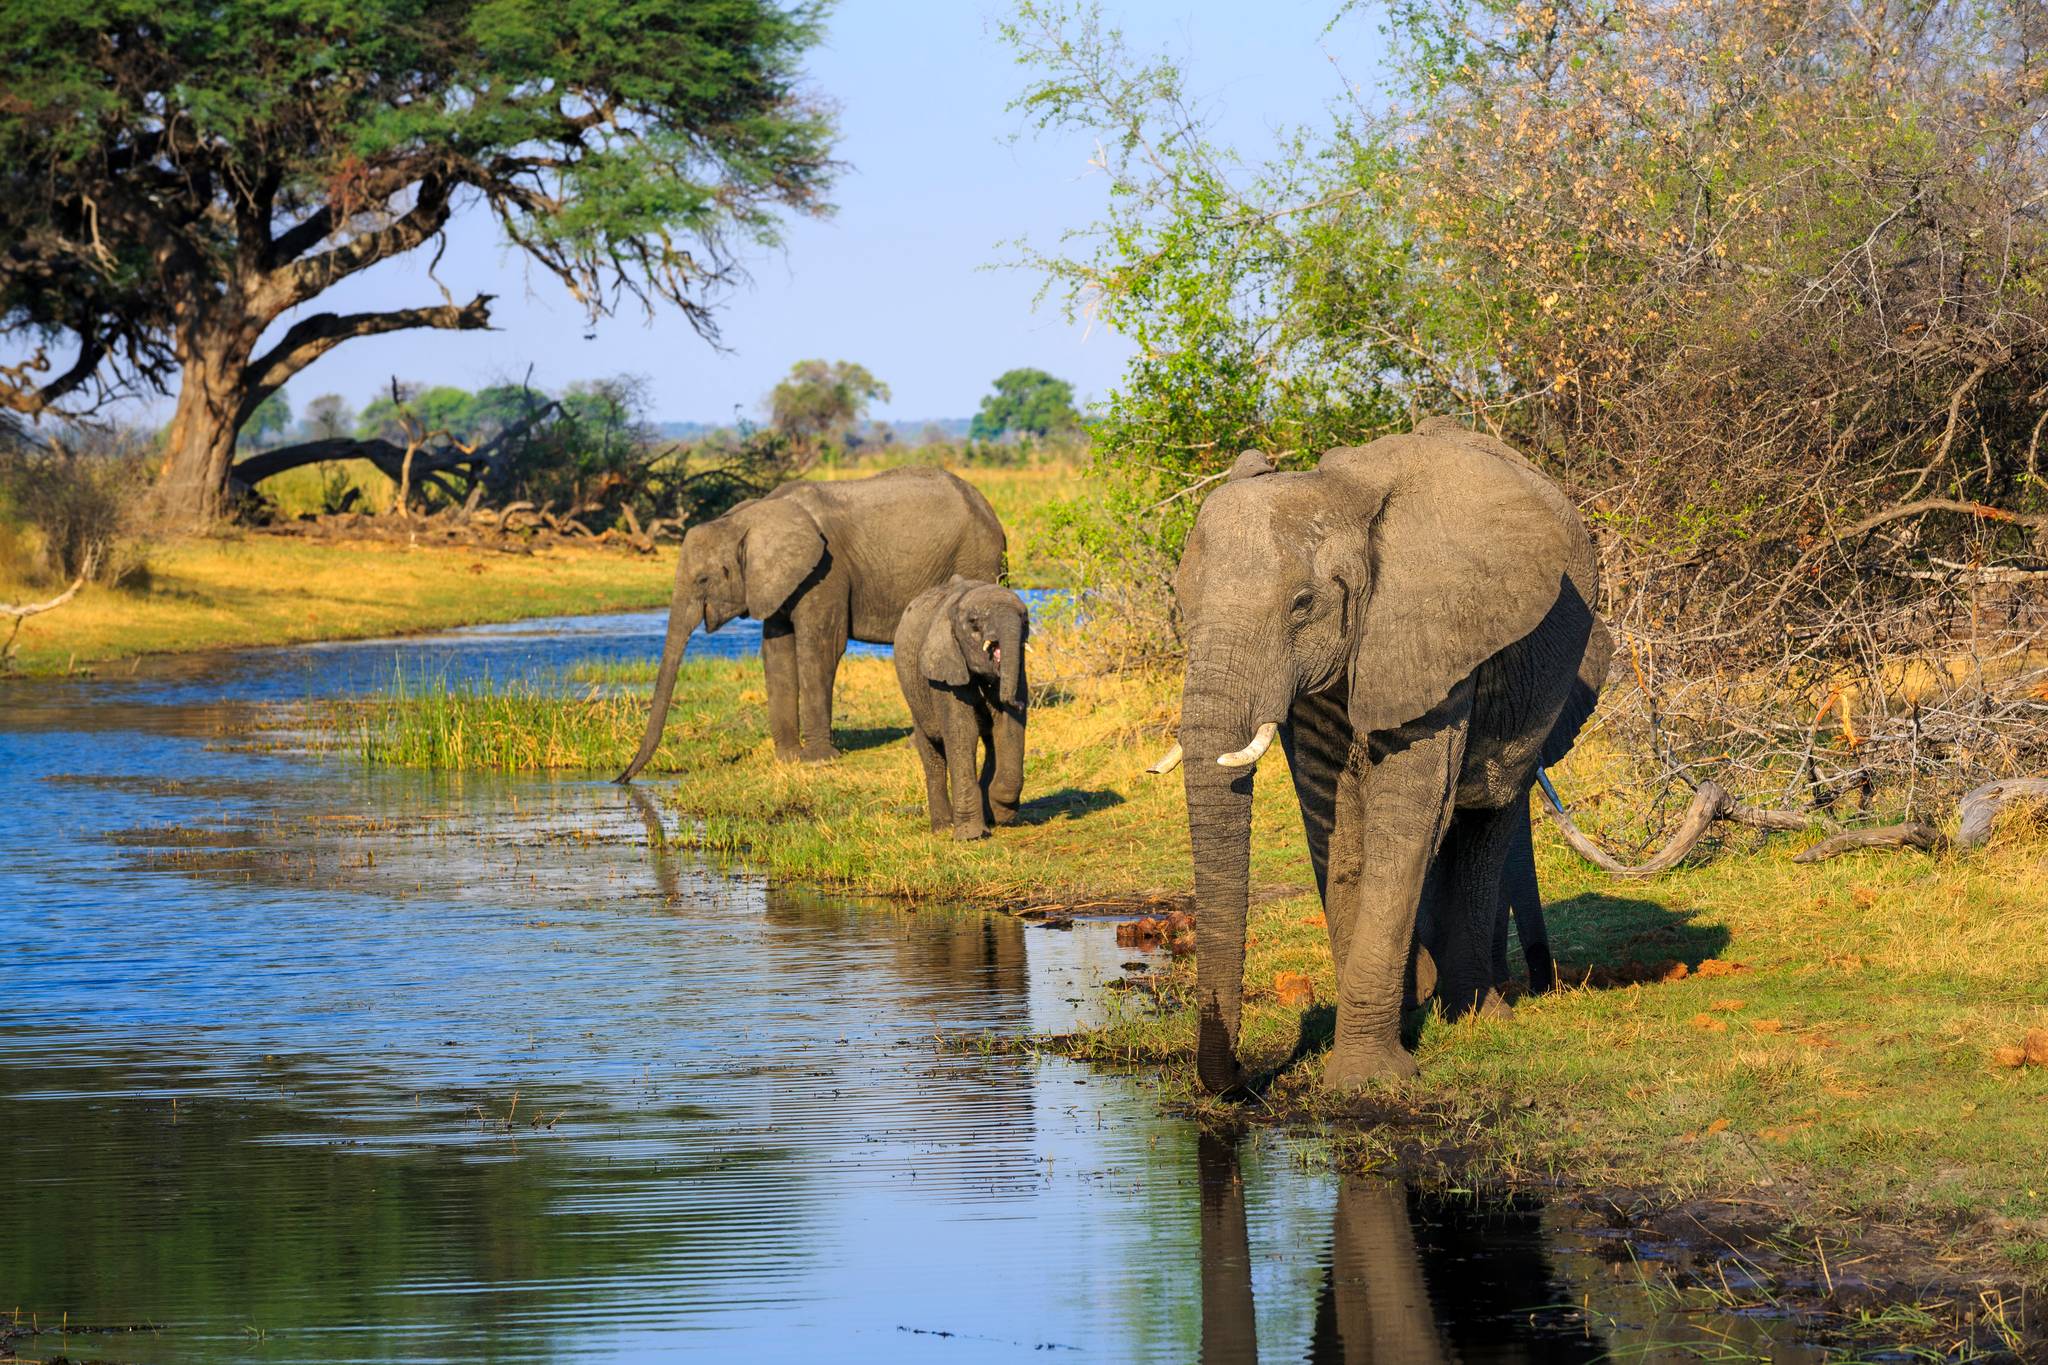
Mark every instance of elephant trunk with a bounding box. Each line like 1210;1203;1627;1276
997;614;1025;708
615;593;703;784
1181;684;1261;1095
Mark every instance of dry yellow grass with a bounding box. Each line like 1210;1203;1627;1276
1;532;672;675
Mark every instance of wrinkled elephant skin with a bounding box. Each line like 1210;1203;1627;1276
893;577;1030;840
618;468;1007;780
1173;419;1610;1093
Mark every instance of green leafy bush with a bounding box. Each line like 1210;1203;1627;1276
1004;0;2048;803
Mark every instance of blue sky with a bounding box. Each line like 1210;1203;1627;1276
54;3;1392;428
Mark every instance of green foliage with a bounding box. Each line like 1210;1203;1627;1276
998;3;1429;583
506;376;656;509
299;394;354;442
970;368;1080;440
766;359;891;453
356;386;488;443
0;0;837;511
1005;0;2048;795
240;390;292;449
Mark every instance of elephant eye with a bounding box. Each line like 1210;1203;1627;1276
1290;588;1315;616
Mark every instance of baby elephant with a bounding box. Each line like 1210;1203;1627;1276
893;576;1029;840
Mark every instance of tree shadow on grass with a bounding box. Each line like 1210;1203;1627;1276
1014;787;1126;825
832;724;912;753
1244;894;1734;1092
1539;892;1733;987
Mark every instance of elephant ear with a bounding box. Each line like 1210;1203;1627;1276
1542;616;1612;767
919;583;973;686
737;499;827;620
1323;434;1584;736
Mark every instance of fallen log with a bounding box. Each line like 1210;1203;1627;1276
1792;777;2048;863
1955;778;2048;848
1793;822;1946;863
1542;767;2048;872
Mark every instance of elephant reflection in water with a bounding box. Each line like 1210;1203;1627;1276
1196;1130;1596;1363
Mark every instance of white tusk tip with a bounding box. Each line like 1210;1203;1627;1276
1145;741;1184;775
1216;721;1278;768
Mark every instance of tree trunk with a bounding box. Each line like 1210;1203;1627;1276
154;344;250;528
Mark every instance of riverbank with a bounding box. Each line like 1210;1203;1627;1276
336;645;2048;1328
0;533;676;677
1;463;1079;677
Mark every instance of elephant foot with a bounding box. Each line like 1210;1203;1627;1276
1323;1041;1420;1092
951;825;989;842
797;744;841;764
1475;989;1514;1021
990;803;1020;827
1405;946;1439;1011
1437;978;1513;1021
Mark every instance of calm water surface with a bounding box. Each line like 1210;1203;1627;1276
1;611;1821;1362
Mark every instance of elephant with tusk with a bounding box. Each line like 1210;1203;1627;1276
1166;421;1609;1093
1148;743;1562;1000
616;467;1007;781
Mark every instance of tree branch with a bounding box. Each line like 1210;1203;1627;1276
238;295;495;424
268;205;334;266
264;177;456;313
0;335;109;417
1841;497;2048;539
1;554;95;620
232;394;557;489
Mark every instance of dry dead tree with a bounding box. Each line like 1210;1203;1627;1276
230;387;561;511
1538;770;2048;872
1;547;97;667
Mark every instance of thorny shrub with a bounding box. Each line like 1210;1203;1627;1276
1005;0;2048;819
0;430;153;586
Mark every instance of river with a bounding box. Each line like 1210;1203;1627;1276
0;611;1822;1361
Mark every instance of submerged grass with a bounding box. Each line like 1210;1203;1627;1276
342;646;2048;1287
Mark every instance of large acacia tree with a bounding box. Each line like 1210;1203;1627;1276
0;0;835;523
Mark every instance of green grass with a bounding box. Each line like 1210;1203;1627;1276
560;658;661;686
337;647;2048;1287
341;673;653;770
344;650;1196;902
255;457;398;518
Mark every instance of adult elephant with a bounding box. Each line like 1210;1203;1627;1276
616;467;1006;781
1163;419;1608;1093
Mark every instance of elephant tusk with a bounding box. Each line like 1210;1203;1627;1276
1146;742;1184;775
1217;722;1278;769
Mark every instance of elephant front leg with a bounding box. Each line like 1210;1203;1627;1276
911;727;951;833
792;600;848;763
760;619;801;761
1328;723;1464;1090
941;695;988;841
